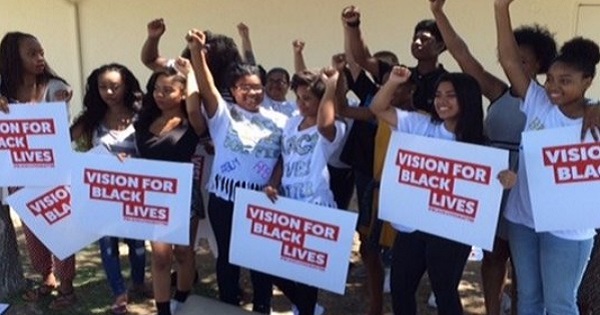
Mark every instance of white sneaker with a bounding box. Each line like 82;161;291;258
427;292;437;308
291;303;325;315
383;267;391;293
170;299;182;314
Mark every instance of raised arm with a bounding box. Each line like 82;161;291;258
331;53;374;121
141;18;170;71
341;6;381;78
495;0;529;98
317;68;340;142
293;40;307;73
237;23;257;65
174;57;207;136
370;66;412;128
187;29;220;118
430;0;507;100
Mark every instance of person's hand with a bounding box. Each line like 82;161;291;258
497;170;517;189
320;67;340;89
429;0;446;13
331;53;347;72
147;18;166;39
117;152;129;162
264;185;279;203
174;57;192;75
186;29;206;50
237;22;250;38
292;40;305;54
341;5;361;26
0;96;9;114
582;104;600;141
387;66;412;85
54;89;73;102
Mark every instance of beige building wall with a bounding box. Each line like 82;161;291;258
2;0;600;116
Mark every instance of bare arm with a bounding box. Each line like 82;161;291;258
317;68;339;142
141;18;170;71
187;30;220;118
430;0;507;100
495;0;529;98
370;66;413;128
341;6;381;78
293;40;307;73
237;23;257;65
264;157;283;202
331;54;374;121
174;57;207;136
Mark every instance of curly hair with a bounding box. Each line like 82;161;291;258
71;63;142;141
182;30;242;90
554;37;600;78
514;24;557;74
0;32;66;100
430;73;485;145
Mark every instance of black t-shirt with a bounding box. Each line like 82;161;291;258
136;120;199;162
378;61;447;115
339;69;379;176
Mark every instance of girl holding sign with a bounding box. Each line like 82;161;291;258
0;32;76;310
70;63;151;315
370;66;513;314
429;0;557;313
262;68;346;315
134;58;206;315
495;0;600;314
188;29;288;313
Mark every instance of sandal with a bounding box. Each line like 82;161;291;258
110;301;128;315
22;284;55;302
48;290;77;310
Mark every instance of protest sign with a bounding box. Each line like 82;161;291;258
71;153;193;245
231;188;357;294
0;102;71;186
6;186;99;259
523;125;600;231
379;132;508;250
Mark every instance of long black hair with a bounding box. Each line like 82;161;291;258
71;63;142;141
430;73;486;145
0;32;66;100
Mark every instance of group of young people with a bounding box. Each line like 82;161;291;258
1;0;600;314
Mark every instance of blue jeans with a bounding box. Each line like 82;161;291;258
507;221;593;315
99;236;147;296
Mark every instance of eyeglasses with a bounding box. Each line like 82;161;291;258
235;85;264;93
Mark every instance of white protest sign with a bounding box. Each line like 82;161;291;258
231;188;357;294
0;103;71;186
379;132;508;251
70;152;194;245
522;125;600;231
6;186;99;260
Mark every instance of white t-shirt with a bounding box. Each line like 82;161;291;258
504;81;595;241
390;109;456;233
207;97;288;201
262;95;299;118
327;98;359;169
281;115;346;207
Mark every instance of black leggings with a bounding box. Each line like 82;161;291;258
390;231;470;315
